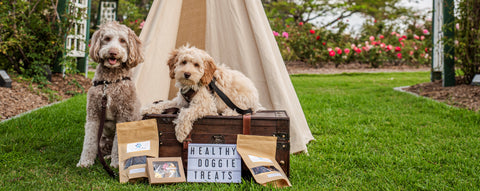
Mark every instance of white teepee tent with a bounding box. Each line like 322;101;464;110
133;0;314;153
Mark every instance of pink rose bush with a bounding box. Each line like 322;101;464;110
270;19;432;67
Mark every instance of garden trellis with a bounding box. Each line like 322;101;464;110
432;0;455;87
55;0;92;76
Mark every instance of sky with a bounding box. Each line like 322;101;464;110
312;0;433;35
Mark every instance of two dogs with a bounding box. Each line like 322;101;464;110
78;22;261;168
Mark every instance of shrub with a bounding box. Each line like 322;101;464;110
0;1;81;82
455;0;480;84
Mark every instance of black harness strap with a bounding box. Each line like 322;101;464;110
93;77;131;87
208;78;253;115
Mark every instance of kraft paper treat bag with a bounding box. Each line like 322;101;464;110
117;119;159;183
236;134;291;188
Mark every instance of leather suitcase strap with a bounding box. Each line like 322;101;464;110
242;114;251;135
182;134;192;164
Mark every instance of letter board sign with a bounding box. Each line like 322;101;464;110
187;143;241;183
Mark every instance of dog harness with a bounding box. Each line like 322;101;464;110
177;78;252;115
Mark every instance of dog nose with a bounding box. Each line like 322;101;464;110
108;49;118;57
184;72;191;79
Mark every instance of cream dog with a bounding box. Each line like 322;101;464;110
141;45;263;142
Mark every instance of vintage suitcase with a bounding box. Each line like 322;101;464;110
143;110;290;177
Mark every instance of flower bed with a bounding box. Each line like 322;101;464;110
271;21;432;68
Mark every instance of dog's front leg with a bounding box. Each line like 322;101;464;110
174;90;216;142
141;94;187;115
77;120;99;167
110;134;119;168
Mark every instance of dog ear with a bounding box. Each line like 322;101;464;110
89;28;103;63
200;57;217;86
167;49;178;79
126;27;144;68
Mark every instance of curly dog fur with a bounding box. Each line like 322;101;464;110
77;22;143;168
141;45;263;142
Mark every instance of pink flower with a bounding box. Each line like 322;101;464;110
400;42;404;47
420;36;425;41
337;48;342;55
380;43;386;49
402;35;407;39
299;22;304;26
322;42;326;46
397;53;402;59
309;29;315;34
398;37;404;42
456;23;460;30
355;47;362;53
396;34;401;37
395;46;401;52
391;31;397;35
139;20;145;29
273;31;279;36
423;29;429;34
282;32;289;39
316;35;320;40
344;48;350;54
379;35;384;39
351;44;356;49
409;51;414;55
414;35;420;40
329;50;336;57
387;45;393;51
425;48;429;53
369;36;375;41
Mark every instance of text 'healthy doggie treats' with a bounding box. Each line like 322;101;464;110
117;119;159;183
237;134;291;188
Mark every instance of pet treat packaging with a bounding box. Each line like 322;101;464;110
117;119;159;183
236;134;291;188
146;157;186;184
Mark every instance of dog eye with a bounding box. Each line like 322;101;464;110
194;63;200;67
119;38;126;43
104;37;111;41
181;60;187;65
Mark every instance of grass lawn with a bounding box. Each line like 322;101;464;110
1;71;479;190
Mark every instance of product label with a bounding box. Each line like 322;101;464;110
129;168;146;174
126;141;150;153
248;155;273;163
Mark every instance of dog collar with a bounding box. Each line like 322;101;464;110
93;77;131;87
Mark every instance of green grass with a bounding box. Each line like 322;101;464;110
1;71;480;190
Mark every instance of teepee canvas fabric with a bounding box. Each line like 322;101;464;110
133;0;314;153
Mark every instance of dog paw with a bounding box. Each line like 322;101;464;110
141;105;162;115
110;161;119;168
174;122;192;143
110;156;119;168
76;160;94;168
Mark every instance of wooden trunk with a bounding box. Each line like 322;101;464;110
143;110;290;177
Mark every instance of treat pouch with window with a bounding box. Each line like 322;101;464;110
117;119;159;183
236;134;291;188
